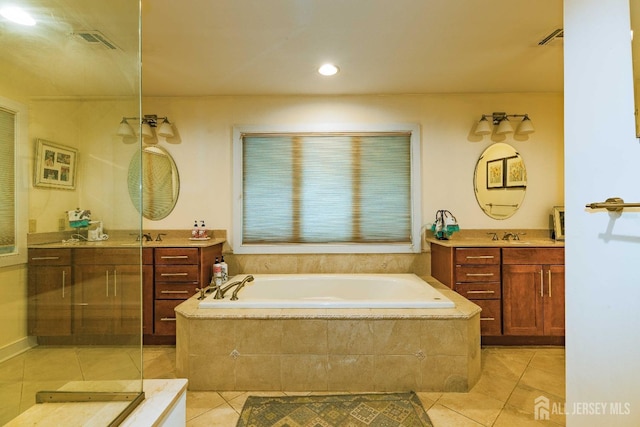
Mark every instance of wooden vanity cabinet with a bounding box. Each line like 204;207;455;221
149;245;221;341
502;248;565;336
28;248;72;336
453;248;502;336
73;248;143;336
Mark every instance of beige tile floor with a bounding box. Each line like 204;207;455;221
0;345;565;426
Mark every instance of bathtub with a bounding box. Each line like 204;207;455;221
198;273;455;309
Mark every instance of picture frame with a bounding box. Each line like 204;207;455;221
486;158;504;189
505;155;527;188
552;206;565;240
34;139;78;190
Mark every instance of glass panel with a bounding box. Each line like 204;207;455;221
0;1;143;425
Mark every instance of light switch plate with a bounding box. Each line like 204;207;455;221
58;218;66;231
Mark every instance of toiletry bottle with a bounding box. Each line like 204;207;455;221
199;220;207;238
220;256;228;283
213;257;222;286
191;220;199;238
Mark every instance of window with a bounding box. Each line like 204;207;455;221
233;124;421;254
0;97;27;267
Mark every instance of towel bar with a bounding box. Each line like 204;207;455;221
585;197;640;212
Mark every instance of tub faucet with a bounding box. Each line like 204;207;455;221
213;275;254;300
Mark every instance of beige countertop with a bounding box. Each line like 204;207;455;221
28;229;226;249
425;229;564;248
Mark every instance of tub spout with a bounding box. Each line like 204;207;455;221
213;275;254;300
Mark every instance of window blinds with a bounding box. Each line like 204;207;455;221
0;108;16;253
242;133;412;245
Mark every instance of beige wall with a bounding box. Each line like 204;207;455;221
142;92;563;244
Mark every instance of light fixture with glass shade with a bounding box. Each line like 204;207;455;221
117;115;176;142
474;112;534;137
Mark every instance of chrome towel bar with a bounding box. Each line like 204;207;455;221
585;197;640;212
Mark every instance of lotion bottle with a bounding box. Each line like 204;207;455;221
191;220;199;238
220;256;228;282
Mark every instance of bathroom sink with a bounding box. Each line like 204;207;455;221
506;241;532;245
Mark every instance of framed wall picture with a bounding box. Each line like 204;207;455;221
486;158;504;189
552;206;565;240
34;139;78;190
505;155;527;188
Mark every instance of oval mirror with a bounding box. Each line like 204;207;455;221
474;143;526;219
128;146;180;220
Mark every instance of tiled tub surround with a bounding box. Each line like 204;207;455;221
175;279;481;392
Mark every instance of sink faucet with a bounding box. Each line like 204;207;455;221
142;233;153;242
156;233;167;241
502;232;515;240
213;275;254;300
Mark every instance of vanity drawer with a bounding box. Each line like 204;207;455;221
455;282;501;299
475;299;502;336
455;265;501;283
154;300;180;335
28;248;71;265
455;248;500;265
155;248;199;265
155;283;197;299
154;265;199;282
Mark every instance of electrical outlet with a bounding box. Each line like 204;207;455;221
28;219;37;233
58;218;66;231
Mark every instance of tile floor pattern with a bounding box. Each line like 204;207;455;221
0;345;565;426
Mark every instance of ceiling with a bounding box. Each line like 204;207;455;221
2;0;564;97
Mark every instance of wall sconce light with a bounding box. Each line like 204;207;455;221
475;112;534;136
116;115;175;141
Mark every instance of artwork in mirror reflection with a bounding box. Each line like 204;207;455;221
474;143;526;219
128;146;180;220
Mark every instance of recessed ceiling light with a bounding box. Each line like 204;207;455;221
0;6;36;26
318;63;339;76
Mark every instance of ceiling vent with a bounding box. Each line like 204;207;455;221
75;30;118;50
538;28;564;46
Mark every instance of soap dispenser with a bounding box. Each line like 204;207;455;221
191;220;199;238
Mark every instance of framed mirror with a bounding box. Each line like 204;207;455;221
474;142;526;219
128;146;180;220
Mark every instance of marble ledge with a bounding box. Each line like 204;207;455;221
5;379;187;427
175;276;480;321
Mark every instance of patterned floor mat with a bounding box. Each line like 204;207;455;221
236;392;433;427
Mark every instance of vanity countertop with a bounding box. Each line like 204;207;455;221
426;229;564;248
27;229;226;249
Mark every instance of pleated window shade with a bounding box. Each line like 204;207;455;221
0;108;16;254
241;133;412;245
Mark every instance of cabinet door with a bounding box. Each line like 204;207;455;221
74;265;117;335
113;264;143;335
28;265;72;336
502;264;545;335
544;265;565;336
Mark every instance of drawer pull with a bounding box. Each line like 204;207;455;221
160;272;189;276
467;290;495;294
480;317;495;321
160;317;177;322
160;290;190;294
466;255;494;259
466;273;494;277
161;255;189;259
32;256;60;260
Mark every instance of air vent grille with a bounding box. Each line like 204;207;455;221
538;28;564;46
75;30;118;50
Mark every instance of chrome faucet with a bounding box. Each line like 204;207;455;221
213;275;254;300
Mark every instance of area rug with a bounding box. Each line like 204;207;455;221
236;392;433;427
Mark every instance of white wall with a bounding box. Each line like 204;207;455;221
142;93;563;246
565;0;640;425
